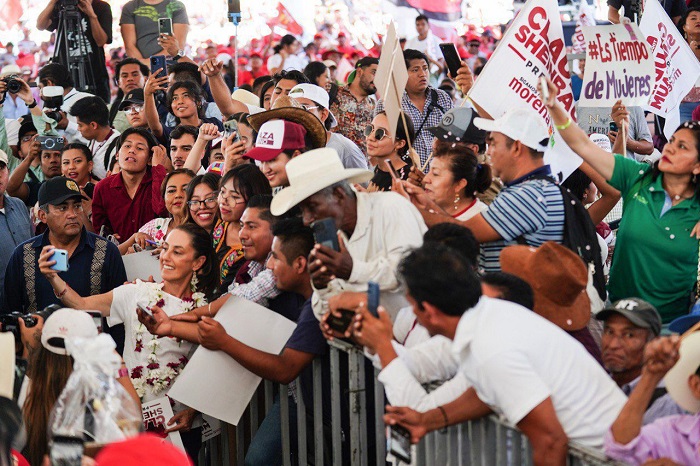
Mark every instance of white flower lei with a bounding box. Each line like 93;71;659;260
131;281;207;400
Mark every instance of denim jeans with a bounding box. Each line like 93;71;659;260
244;395;298;466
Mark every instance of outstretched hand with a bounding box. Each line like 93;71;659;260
384;406;428;444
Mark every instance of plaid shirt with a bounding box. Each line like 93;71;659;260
330;86;376;155
376;86;453;170
227;256;280;307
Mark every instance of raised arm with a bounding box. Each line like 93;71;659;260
120;24;147;65
184;124;219;173
143;74;168;138
199;59;243;118
579;161;621;225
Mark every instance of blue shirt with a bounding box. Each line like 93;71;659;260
480;166;565;272
0;194;32;306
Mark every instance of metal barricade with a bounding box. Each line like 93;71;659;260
198;339;627;466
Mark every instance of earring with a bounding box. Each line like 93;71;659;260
454;193;460;210
190;272;199;292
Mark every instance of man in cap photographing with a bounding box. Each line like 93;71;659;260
3;177;126;352
269;147;426;320
597;298;686;424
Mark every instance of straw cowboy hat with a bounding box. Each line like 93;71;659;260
270;147;373;216
664;332;700;413
247;95;326;149
500;241;590;330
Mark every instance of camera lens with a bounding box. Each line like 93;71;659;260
6;78;21;94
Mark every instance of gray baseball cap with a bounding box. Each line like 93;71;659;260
596;298;662;337
427;107;486;146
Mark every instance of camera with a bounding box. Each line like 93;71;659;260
0;304;60;348
44;110;63;124
1;75;22;94
58;0;79;10
37;135;65;151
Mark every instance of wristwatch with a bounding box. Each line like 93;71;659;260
173;49;185;60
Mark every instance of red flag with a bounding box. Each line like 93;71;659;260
0;0;23;30
267;3;303;36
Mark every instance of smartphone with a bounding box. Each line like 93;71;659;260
367;282;379;318
150;55;167;80
311;218;340;252
539;76;549;103
37;135;65;151
50;249;69;272
609;121;618;133
86;311;102;333
326;308;355;334
49;435;84;466
439;43;462;78
386;160;400;180
158;17;173;36
223;118;239;143
137;303;153;317
387;425;412;463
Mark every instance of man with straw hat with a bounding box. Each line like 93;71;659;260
269;147;426;320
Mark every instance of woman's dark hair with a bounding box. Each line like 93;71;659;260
185;173;221;225
303;61;328;86
562;168;592;202
376;110;415;157
117;127;158;152
399;242;481;316
432;144;492;196
678;7;700;37
61;142;93;162
160;168;196;199
166;81;205;120
650;122;700;197
231;112;257;141
259;80;276;108
0;396;22;466
172;223;220;299
220;164;271;202
274;34;298;54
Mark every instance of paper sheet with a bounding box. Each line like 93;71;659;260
168;296;297;425
122;250;162;283
141;397;184;451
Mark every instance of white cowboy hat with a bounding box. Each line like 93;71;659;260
664;332;700;413
270;147;373;216
0;332;15;398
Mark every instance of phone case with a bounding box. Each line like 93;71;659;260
50;250;69;272
150;56;167;79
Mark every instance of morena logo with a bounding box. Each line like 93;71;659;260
258;131;276;147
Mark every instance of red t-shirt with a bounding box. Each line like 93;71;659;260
91;165;168;240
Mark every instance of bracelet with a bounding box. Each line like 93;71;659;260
54;284;69;299
27;99;37;108
555;117;573;131
117;367;129;378
437;405;449;433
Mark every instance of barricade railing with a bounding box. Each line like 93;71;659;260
200;339;627;466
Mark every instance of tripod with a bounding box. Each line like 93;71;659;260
229;1;241;91
52;2;97;95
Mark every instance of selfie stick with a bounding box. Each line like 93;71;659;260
228;7;242;91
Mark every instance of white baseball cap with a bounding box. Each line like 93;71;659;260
474;107;550;151
41;308;98;355
289;83;337;128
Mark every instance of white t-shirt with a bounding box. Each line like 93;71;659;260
405;32;441;73
454;199;488;221
107;280;201;404
452;296;626;448
267;53;306;72
90;129;121;179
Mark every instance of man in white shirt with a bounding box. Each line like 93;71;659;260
69;96;120;179
382;243;626;462
37;63;92;144
405;15;444;79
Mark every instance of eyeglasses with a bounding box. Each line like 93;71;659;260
21;135;34;143
124;104;144;114
219;189;246;205
301;104;320;112
363;125;389;140
186;195;219;210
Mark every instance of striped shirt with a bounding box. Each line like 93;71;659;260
479;166;564;272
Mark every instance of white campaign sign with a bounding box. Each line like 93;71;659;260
167;296;297;426
579;22;655;107
640;0;700;139
467;0;582;182
141;397;184;451
122;250;162;283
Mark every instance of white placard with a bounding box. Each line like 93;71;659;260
201;415;222;442
122;250;162;283
167;296;297;425
141;397;184;451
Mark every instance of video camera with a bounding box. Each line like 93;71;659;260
41;86;65;124
0;304;61;351
58;0;80;10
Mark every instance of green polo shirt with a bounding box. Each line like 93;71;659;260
608;155;700;323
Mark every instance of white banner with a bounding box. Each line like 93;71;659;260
141;397;184;451
579;22;655;107
640;0;700;139
467;0;581;182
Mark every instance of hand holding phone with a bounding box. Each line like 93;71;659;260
387;425;412;463
150;55;168;80
326;308;356;334
137;303;153;317
158;17;173;36
50;249;69;272
312;218;340;252
367;282;380;318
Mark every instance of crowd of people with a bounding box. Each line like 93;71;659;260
0;1;699;465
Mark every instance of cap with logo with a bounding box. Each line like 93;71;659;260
428;107;486;146
289;84;337;128
41;308;99;355
38;176;88;206
474;107;550;152
596;298;662;337
118;88;145;110
245;120;308;162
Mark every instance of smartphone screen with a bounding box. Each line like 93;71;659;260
50;435;84;466
158;18;173;35
150;55;167;79
609;122;618;133
439;43;462;78
368;282;380;318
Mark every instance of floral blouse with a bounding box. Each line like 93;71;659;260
212;219;245;291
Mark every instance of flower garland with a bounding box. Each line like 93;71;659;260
131;280;207;400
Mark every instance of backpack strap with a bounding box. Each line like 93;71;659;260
102;137;121;175
22;243;37;313
90;237;107;295
414;89;445;138
647;387;668;410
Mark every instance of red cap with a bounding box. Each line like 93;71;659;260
314;33;323;40
250;52;262;59
246;120;307;162
337;32;346;38
95;435;192;466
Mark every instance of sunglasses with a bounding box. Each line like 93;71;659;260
124;104;144;114
363;125;389;140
